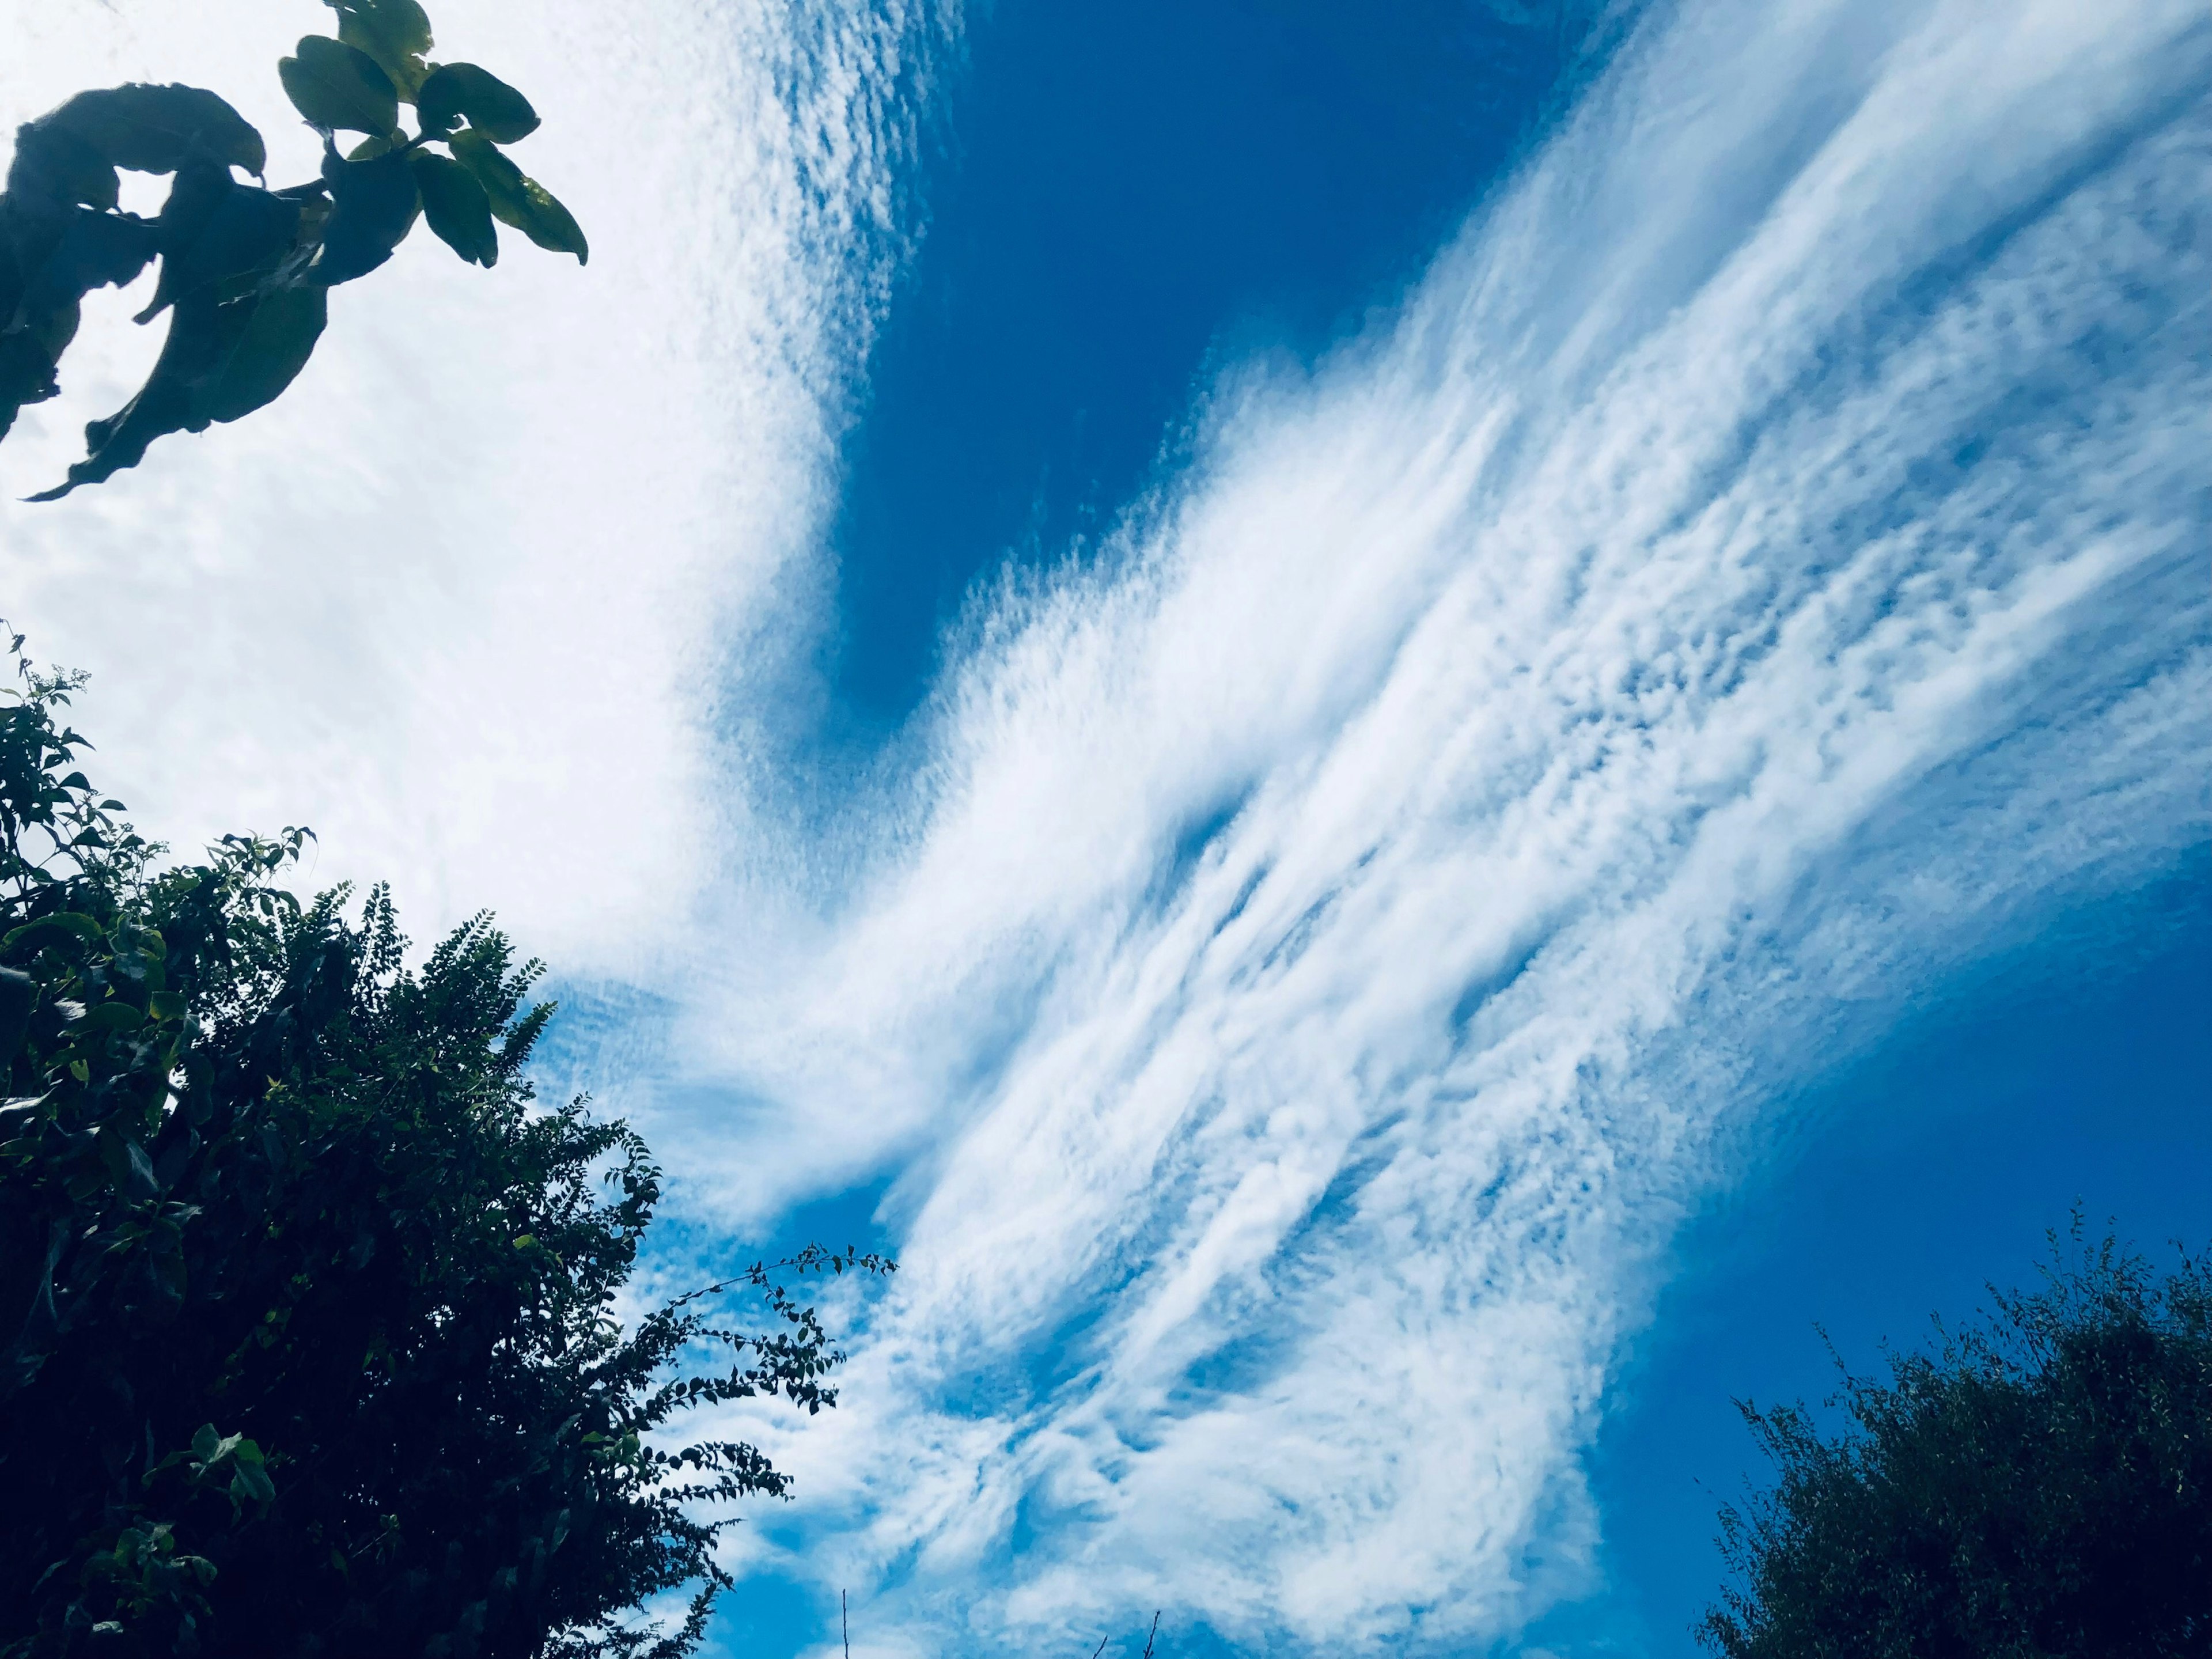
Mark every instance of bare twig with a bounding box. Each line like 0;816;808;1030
843;1589;851;1659
1087;1641;1108;1659
1141;1612;1160;1659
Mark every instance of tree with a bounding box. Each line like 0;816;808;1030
1;0;586;499
1699;1222;2212;1657
0;637;889;1657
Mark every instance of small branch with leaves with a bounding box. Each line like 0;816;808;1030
0;0;587;499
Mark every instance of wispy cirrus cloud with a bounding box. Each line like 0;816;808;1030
662;0;2210;1648
7;0;2205;1651
0;0;950;974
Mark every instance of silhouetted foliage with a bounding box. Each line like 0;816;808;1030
0;637;890;1657
1;0;586;498
1699;1222;2212;1658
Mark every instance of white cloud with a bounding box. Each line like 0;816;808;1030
7;0;2205;1652
0;0;950;974
661;0;2211;1649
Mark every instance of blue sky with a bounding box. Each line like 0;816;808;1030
2;1;2207;1656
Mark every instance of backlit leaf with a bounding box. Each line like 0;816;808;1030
29;269;322;501
278;37;399;138
0;968;31;1062
5;210;162;387
2;913;104;949
408;150;497;267
6;122;120;211
417;64;540;143
446;130;585;264
329;0;435;100
135;170;300;323
311;143;419;285
37;85;266;176
192;285;328;425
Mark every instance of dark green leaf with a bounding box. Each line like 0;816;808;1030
0;208;162;441
230;1459;275;1509
417;64;540;143
137;171;301;322
23;166;323;497
15;210;161;319
408;150;497;267
39;84;266;176
0;968;32;1062
0;643;889;1652
311;142;419;285
329;0;434;100
3;913;104;949
192;285;328;425
71;1001;146;1033
6;122;120;211
277;37;399;138
31;273;292;500
446;131;586;264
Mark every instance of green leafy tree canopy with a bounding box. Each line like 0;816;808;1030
1700;1221;2212;1658
0;0;587;499
0;635;889;1658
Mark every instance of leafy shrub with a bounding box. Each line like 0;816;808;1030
0;639;886;1658
1701;1223;2212;1658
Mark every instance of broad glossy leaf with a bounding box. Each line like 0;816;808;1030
137;172;300;323
408;150;496;267
72;1001;147;1033
447;131;586;264
193;285;328;425
278;37;399;138
230;1463;275;1508
2;913;104;949
6;122;119;211
331;0;434;99
29;278;289;499
38;85;266;176
1;323;74;444
416;64;540;143
125;1138;157;1198
312;143;420;285
0;968;31;1062
13;209;161;323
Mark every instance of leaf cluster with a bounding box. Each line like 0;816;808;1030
0;637;889;1658
1699;1221;2212;1658
0;0;585;499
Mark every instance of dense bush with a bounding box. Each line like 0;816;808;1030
0;640;884;1658
1700;1224;2212;1657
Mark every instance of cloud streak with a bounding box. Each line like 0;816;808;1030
6;0;2205;1650
671;0;2210;1647
0;0;949;974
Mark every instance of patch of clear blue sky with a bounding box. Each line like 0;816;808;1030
1531;868;2212;1656
820;0;1578;729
